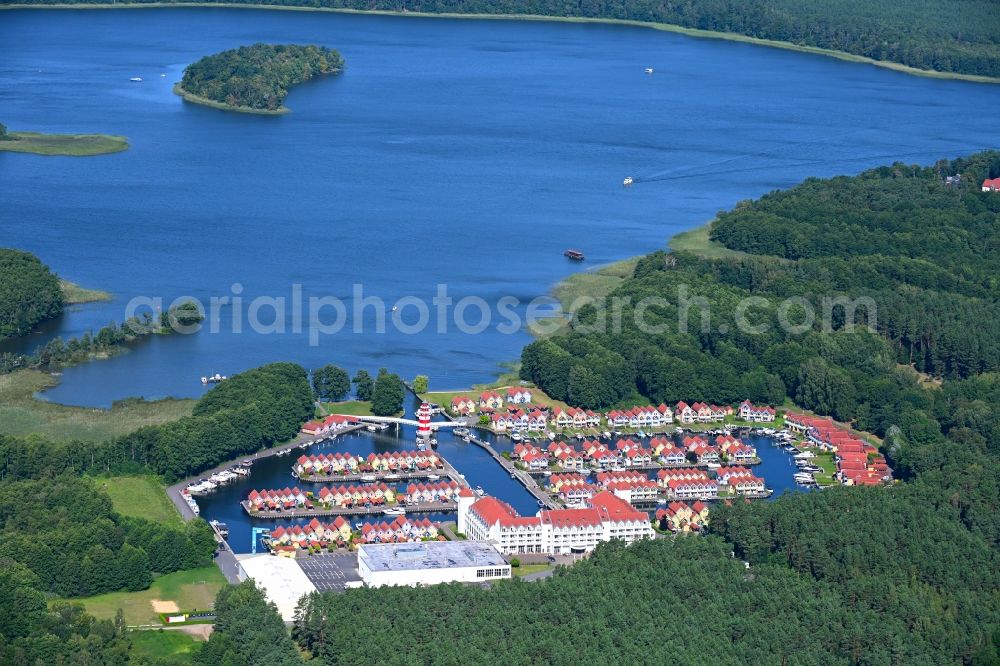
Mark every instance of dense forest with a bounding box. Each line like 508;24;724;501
7;0;1000;78
0;248;63;339
0;362;315;482
522;151;1000;420
178;43;344;111
0;475;216;664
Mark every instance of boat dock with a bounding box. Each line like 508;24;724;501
241;499;457;519
466;432;559;510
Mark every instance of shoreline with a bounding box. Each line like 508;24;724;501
2;4;998;85
0;131;129;156
172;83;288;115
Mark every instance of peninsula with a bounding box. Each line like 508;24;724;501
0;122;128;156
175;43;345;113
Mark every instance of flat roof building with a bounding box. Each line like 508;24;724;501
236;553;317;622
358;540;511;588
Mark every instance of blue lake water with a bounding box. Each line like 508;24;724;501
1;8;998;407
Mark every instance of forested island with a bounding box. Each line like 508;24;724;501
0;248;64;338
0;121;128;156
175;43;344;113
4;1;999;80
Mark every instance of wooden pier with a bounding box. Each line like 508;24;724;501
241;499;457;519
466;434;559;510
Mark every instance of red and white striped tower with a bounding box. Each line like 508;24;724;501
416;402;432;439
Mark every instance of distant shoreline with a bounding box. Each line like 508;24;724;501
172;82;288;115
4;3;999;85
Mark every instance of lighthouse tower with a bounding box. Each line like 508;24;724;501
416;402;433;440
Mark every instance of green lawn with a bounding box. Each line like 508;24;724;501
0;369;195;442
60;279;112;304
319;400;374;416
512;564;552;578
68;567;226;625
0;131;128;156
129;630;202;663
668;221;747;259
93;475;180;525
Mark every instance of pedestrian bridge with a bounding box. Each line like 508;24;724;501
332;414;471;429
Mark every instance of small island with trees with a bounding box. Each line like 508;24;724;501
174;43;345;114
0;121;128;156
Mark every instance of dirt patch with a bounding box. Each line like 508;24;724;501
150;599;180;613
170;624;214;641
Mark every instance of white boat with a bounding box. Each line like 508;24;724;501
367;425;377;432
510;432;522;442
706;462;721;470
793;452;816;459
129;76;142;82
385;473;401;480
361;474;377;482
474;486;485;496
383;507;406;516
416;442;426;451
623;176;634;186
644;67;654;74
160;73;166;77
426;474;440;480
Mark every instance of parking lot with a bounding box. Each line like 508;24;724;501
296;552;362;592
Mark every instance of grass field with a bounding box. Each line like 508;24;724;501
668;221;748;260
512;563;552;577
319;400;374;416
0;131;128;156
60;279;112;304
70;567;226;625
0;369;195;442
129;630;202;663
93;475;180;525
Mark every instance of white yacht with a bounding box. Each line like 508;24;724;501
623;176;634;186
644;67;654;74
129;76;142;82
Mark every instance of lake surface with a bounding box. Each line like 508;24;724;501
198;394;805;553
1;8;998;407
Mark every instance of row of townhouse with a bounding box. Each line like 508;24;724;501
713;466;766;494
547;442;586;470
605;404;674;429
738;400;776;422
656;468;720;499
655;501;710;533
785;412;891;486
269;517;353;554
546;473;600;506
551;406;602;429
512;443;551;470
357;516;441;544
450;388;535;415
491;408;549;432
683;436;722;465
835;439;890;487
458;492;654;555
248;484;400;511
294;450;443;476
402;481;464;503
301;414;354;436
674;402;732;424
715;434;758;463
596;471;660;504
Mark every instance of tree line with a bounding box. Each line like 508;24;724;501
179;43;344;111
0;248;63;339
7;0;999;78
0;300;205;376
0;474;216;664
0;362;315;483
